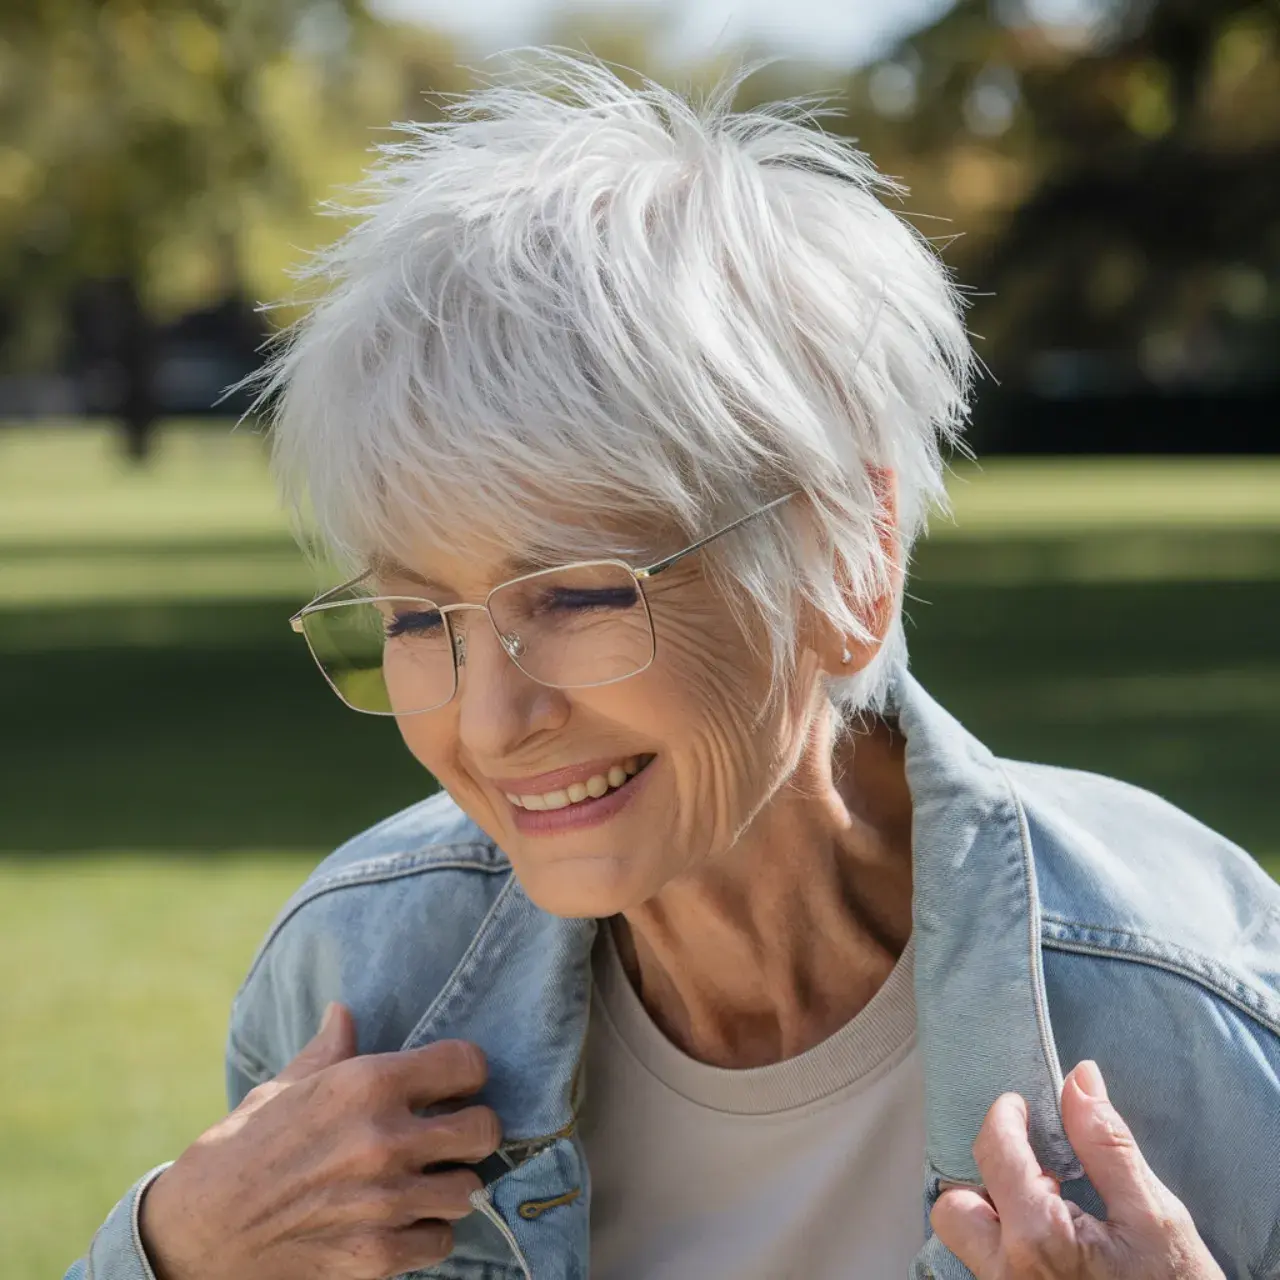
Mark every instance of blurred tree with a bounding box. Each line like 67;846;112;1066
981;0;1280;405
834;0;1280;449
0;0;466;457
4;0;1273;454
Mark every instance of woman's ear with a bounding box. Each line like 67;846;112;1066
814;465;902;677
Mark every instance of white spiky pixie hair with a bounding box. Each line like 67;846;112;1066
258;50;976;719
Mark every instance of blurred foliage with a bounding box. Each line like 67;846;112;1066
722;0;1280;395
0;0;1277;439
0;0;472;365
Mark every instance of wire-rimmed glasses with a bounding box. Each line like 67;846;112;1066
290;492;797;715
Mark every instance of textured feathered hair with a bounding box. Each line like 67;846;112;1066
251;49;975;717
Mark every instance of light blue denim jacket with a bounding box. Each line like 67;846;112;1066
71;667;1280;1280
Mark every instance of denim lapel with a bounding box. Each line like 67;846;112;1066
401;875;596;1278
401;870;596;1144
892;666;1082;1184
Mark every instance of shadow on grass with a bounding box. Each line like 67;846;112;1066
1;569;1277;858
0;600;429;850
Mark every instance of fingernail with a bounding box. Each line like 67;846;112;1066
320;1001;337;1033
1075;1059;1108;1100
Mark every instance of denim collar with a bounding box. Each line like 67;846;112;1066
889;665;1080;1183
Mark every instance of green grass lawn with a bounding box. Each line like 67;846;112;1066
1;423;1278;1277
0;855;314;1278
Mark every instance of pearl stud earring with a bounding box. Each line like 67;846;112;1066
840;646;852;665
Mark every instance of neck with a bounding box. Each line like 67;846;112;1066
609;709;915;1069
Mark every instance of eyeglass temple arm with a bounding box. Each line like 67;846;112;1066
634;491;799;580
289;569;373;631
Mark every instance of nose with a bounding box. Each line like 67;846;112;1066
453;609;569;757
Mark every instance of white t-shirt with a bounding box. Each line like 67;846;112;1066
580;926;925;1279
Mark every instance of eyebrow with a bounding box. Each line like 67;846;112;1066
367;555;437;590
367;552;558;593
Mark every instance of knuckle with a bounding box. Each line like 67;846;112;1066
928;1196;955;1237
426;1167;484;1218
461;1105;503;1156
1092;1103;1137;1151
342;1230;400;1280
242;1080;275;1109
1003;1202;1076;1276
424;1105;503;1161
342;1121;396;1175
1153;1196;1194;1238
348;1222;455;1280
432;1039;487;1089
1002;1231;1053;1277
421;1220;455;1264
336;1056;390;1108
350;1190;406;1228
1040;1195;1077;1242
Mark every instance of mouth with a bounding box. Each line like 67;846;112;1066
500;754;657;834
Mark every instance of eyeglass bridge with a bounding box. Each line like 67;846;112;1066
450;629;525;666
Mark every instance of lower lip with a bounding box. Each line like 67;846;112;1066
507;761;655;835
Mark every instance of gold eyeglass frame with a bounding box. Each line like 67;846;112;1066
289;491;798;716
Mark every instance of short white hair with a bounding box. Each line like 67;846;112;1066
256;50;975;718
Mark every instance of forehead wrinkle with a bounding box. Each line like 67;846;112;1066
369;507;671;589
366;546;614;596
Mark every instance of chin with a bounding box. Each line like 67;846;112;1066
511;852;646;919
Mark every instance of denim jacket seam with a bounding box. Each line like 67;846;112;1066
400;872;522;1049
1040;918;1280;1039
996;758;1072;1110
129;1165;168;1280
1256;1210;1280;1278
233;844;507;998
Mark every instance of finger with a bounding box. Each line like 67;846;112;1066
368;1220;455;1278
972;1093;1061;1217
410;1104;504;1166
275;1002;358;1085
931;1188;1001;1275
405;1166;484;1222
384;1039;489;1108
1061;1061;1164;1226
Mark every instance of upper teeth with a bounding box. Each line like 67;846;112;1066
507;757;646;810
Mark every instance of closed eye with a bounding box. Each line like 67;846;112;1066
385;608;445;639
540;586;639;613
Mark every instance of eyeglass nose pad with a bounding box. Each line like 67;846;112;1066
452;628;467;667
501;632;526;659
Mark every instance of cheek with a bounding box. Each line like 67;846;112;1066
643;596;788;826
395;711;441;774
394;711;481;808
649;584;765;709
396;712;514;843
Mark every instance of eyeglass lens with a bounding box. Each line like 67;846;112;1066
301;561;655;713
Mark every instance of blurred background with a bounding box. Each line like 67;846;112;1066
1;0;1278;1274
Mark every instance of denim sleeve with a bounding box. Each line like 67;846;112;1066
64;1163;171;1280
226;1030;271;1110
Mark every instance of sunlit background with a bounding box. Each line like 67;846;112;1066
1;1;1278;1274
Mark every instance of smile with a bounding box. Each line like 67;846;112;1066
504;755;655;810
499;755;657;835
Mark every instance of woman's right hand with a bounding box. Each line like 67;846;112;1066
138;1003;503;1280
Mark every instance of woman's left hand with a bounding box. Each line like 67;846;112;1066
931;1060;1225;1279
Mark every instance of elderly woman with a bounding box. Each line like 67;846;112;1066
71;55;1279;1280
